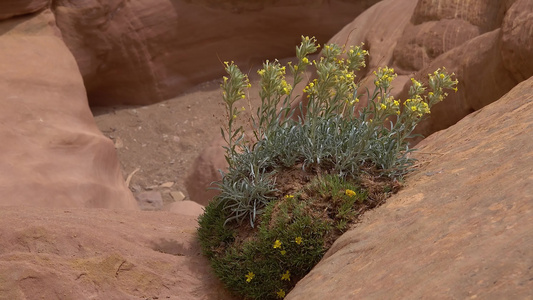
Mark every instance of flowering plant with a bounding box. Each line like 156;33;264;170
198;36;457;299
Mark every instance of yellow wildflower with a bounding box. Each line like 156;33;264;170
280;250;286;255
245;272;255;283
284;195;294;199
345;189;356;197
411;106;417;112
295;236;303;245
380;103;387;110
281;270;291;281
302;57;309;64
277;289;286;298
273;240;282;249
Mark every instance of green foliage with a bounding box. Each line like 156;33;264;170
215;37;456;228
198;36;458;299
198;175;365;300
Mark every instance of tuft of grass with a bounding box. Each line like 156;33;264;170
197;36;457;299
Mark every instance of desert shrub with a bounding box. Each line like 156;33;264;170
197;36;457;299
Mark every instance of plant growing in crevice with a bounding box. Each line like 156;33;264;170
198;36;457;299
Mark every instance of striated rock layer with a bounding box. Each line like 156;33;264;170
52;0;379;105
287;75;533;299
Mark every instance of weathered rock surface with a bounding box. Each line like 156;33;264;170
168;200;205;217
135;191;164;211
501;0;533;82
328;0;418;75
0;206;232;300
0;0;50;20
287;76;533;300
185;137;227;206
405;28;518;138
52;0;380;105
328;0;530;140
0;9;136;209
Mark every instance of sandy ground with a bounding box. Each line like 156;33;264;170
93;79;226;207
92;57;313;208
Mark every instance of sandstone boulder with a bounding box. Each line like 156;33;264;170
185;137;227;206
0;206;232;299
52;0;380;105
287;70;533;300
0;10;136;209
501;0;533;82
168;200;205;217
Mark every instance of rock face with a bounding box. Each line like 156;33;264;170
52;0;380;105
185;137;227;206
0;206;232;300
327;0;531;139
0;9;136;209
0;0;50;20
287;72;533;300
501;0;533;82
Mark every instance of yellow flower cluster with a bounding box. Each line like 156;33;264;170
245;271;255;283
375;95;401;115
400;68;457;121
281;80;292;95
277;289;286;298
404;95;430;117
303;79;318;96
257;60;293;98
373;67;397;90
345;189;357;197
281;270;291;281
347;44;368;70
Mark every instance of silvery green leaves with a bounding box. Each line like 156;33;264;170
216;37;457;227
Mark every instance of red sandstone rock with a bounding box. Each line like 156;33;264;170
168;200;205;217
501;0;533;82
185;137;227;206
0;9;136;210
52;0;380;105
328;0;418;77
0;206;233;299
411;0;509;32
287;74;533;300
406;29;518;139
327;0;525;141
392;18;481;73
0;0;49;20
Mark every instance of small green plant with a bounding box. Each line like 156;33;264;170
198;36;457;299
